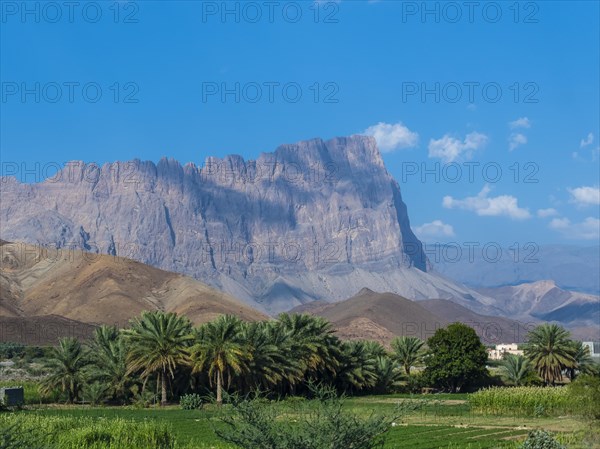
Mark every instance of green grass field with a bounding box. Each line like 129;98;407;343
8;394;595;449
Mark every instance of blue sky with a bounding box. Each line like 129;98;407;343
1;0;599;247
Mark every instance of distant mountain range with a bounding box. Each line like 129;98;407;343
475;281;599;333
432;244;600;294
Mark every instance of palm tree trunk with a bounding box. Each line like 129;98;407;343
216;371;223;405
161;369;168;406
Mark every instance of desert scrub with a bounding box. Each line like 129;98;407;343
0;414;177;449
469;386;572;417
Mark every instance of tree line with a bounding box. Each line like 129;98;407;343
35;311;597;405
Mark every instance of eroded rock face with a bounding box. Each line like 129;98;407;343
2;135;476;313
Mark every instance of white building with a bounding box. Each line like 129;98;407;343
487;343;524;360
582;341;600;359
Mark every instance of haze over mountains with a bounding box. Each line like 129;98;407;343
0;136;500;315
433;244;600;294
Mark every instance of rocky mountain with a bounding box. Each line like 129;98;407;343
0;240;267;327
476;280;599;332
0;136;501;314
289;288;534;345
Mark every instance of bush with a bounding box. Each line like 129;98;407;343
179;393;203;410
23;346;52;363
520;430;565;449
568;374;600;420
215;384;415;449
401;373;427;394
82;382;107;406
0;343;25;360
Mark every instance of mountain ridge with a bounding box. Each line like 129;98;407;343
0;135;501;314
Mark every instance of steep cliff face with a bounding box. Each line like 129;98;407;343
1;136;488;313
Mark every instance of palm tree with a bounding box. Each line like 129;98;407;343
277;314;342;385
523;324;576;385
391;336;425;376
188;315;248;405
260;319;304;393
501;354;531;386
123;311;193;406
238;321;299;392
363;340;387;358
88;325;132;403
568;341;597;380
372;355;403;394
40;337;88;403
336;340;378;392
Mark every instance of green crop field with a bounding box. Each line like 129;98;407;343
3;394;596;449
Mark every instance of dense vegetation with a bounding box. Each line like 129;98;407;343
1;313;599;448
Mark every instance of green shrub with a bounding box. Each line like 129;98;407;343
179;393;203;410
0;343;25;360
215;384;414;449
82;382;107;406
131;386;158;408
25;346;52;360
520;430;565;449
402;373;427;394
568;374;600;419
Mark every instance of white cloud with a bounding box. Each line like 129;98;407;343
508;133;527;151
573;146;600;162
363;122;419;153
580;132;594;148
568;186;600;206
537;208;558;218
414;220;455;241
443;185;531;220
549;217;600;240
509;117;531;129
428;132;488;163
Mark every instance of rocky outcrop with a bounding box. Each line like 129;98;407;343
1;135;497;313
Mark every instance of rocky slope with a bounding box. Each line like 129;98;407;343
476;280;599;330
0;136;499;314
0;240;267;326
289;288;534;345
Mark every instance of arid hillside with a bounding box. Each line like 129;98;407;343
0;241;267;341
290;288;542;345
